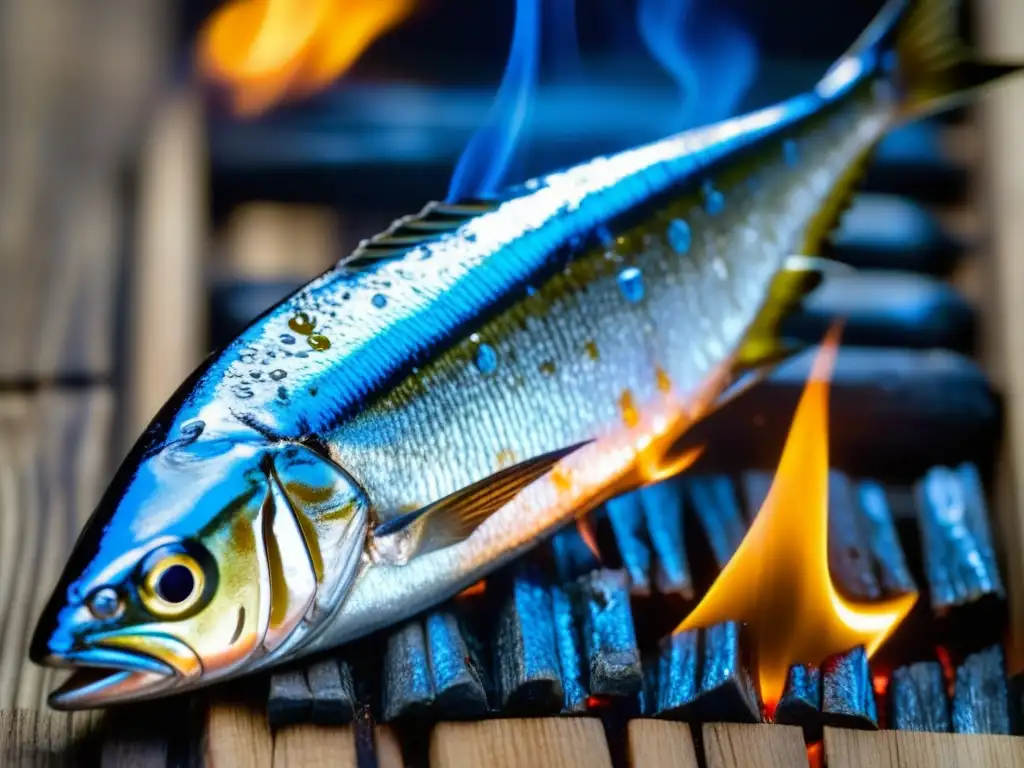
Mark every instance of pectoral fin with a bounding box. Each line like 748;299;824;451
373;442;589;562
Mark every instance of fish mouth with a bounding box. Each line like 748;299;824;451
43;646;182;711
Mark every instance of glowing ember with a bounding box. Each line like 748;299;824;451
576;517;601;561
675;327;917;708
198;0;415;116
455;580;487;600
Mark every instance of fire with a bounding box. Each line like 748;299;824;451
198;0;415;116
576;517;601;561
675;327;917;708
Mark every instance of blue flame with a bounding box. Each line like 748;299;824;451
637;0;758;130
446;0;541;201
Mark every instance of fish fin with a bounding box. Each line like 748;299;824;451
735;255;845;370
894;0;1024;121
345;198;500;265
373;441;590;560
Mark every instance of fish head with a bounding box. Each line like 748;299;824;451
31;407;369;710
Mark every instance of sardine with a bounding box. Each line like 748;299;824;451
31;0;1021;708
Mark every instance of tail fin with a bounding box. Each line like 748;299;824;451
896;0;1023;119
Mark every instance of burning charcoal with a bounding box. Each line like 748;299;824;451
493;568;563;713
576;569;642;697
551;525;601;583
604;491;652;595
889;661;950;732
652;631;700;718
551;584;588;713
687;475;747;567
952;645;1011;735
268;668;313;727
829;194;964;274
914;464;1006;623
784;272;975;353
382;619;434;721
865;120;968;203
826;471;882;600
425;610;489;719
821;646;878;730
775;664;823;741
856;481;917;596
693;622;762;723
307;657;356;724
638;478;693;596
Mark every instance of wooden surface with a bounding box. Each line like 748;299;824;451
824;727;1024;768
430;719;614;768
626;720;700;768
703;723;809;768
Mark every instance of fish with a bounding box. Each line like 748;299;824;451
31;0;1022;709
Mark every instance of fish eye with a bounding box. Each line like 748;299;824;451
86;587;124;620
139;545;212;618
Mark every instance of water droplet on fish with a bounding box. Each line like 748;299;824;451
295;351;309;359
539;360;557;376
465;233;477;243
783;139;799;167
617;267;645;303
474;343;498;374
584;340;600;361
619;390;639;428
250;371;262;380
667;219;691;255
470;333;481;344
280;334;296;345
277;386;289;402
288;312;316;335
232;384;254;399
372;294;388;309
702;182;725;215
270;369;287;381
342;291;351;300
308;334;331;351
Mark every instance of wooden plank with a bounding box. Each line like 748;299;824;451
429;719;613;768
272;725;355;768
975;0;1024;674
625;720;699;768
824;727;1024;768
203;700;272;768
702;723;808;768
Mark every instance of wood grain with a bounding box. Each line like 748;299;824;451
272;724;355;768
430;719;613;768
203;700;273;768
702;723;808;768
975;0;1024;674
824;727;1024;768
626;720;699;768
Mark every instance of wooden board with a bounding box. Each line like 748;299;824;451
824;727;1024;768
430;719;614;768
702;723;809;768
626;720;699;768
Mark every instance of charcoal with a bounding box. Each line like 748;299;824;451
829;194;964;274
307;657;356;724
914;464;1006;622
652;631;700;718
551;525;601;583
576;569;642;697
551;583;588;713
889;661;950;733
693;622;762;723
604;491;652;595
784;272;975;352
638;479;693;596
775;664;823;741
821;646;878;730
687;475;747;567
952;645;1011;735
855;481;918;595
864;120;968;203
381;619;434;721
739;471;772;524
676;347;998;476
268;668;313;727
826;471;882;600
425;611;488;718
493;568;563;713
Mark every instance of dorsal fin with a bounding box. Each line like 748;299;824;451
345;198;502;267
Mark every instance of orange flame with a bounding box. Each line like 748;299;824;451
576;517;601;562
198;0;415;116
675;326;917;708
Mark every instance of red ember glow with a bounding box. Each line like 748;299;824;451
675;326;917;708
